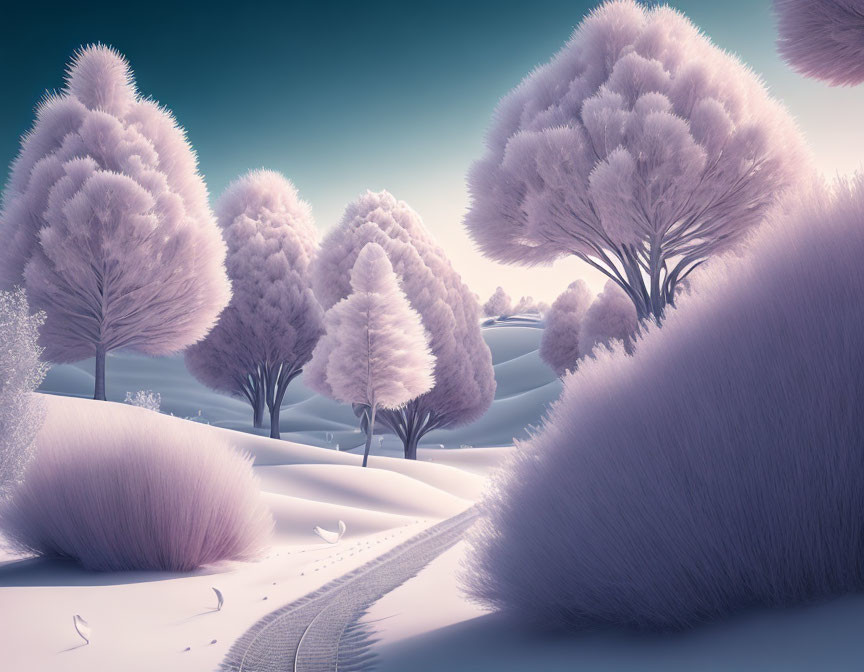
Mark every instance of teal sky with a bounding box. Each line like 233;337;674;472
2;0;862;301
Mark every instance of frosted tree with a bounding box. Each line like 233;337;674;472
0;289;48;498
464;0;806;323
306;243;435;467
313;190;495;459
580;280;639;356
774;0;864;86
483;287;512;318
539;281;593;376
514;296;541;315
0;45;231;400
185;170;323;438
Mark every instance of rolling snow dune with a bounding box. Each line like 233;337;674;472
256;464;472;519
0;392;492;672
39;324;559;450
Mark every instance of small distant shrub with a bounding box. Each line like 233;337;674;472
124;390;161;412
0;408;273;571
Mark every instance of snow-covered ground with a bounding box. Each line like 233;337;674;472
372;550;864;672
0;395;511;672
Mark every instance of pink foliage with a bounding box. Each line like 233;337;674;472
539;280;593;376
464;0;806;321
467;176;864;630
513;296;541;315
775;0;864;86
185;170;323;437
306;243;434;409
483;287;512;318
313;190;495;458
580;280;639;356
0;45;230;398
0;402;273;572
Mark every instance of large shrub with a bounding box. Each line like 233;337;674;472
467;176;864;631
1;402;273;571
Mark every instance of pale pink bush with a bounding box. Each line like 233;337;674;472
467;176;864;631
0;404;273;571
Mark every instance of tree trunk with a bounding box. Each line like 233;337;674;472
93;345;107;401
253;391;266;429
362;404;377;468
269;388;285;439
404;432;420;460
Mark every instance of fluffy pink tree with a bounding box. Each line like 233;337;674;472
483;287;512;318
306;243;435;467
580;280;639;356
514;296;541;315
185;170;323;438
539;280;593;376
0;45;230;400
313;190;495;459
774;0;864;86
464;0;806;323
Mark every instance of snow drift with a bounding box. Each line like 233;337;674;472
467;176;864;631
1;397;273;571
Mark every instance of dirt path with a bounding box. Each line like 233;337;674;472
220;507;479;672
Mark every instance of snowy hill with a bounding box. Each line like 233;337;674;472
39;323;561;452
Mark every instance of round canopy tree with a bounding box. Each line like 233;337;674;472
539;280;593;377
0;45;230;400
465;0;806;323
774;0;864;86
483;287;512;318
313;190;495;459
580;280;639;357
185;170;323;438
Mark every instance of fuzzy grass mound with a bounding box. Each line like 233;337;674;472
1;401;273;571
467;177;864;631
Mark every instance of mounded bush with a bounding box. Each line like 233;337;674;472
1;401;273;571
467;177;864;631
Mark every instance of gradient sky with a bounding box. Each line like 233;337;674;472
2;0;862;302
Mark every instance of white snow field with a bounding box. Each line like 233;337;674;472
0;395;507;672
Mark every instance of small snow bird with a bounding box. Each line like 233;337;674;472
73;614;90;645
314;520;347;544
213;587;224;611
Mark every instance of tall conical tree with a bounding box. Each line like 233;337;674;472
0;45;231;400
313;190;495;459
306;243;435;467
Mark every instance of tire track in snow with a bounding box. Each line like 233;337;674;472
220;507;479;672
